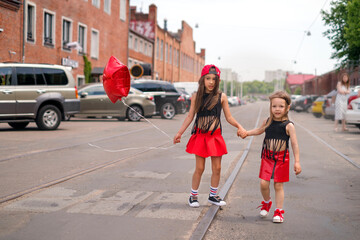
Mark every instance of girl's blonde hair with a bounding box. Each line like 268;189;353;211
339;72;350;88
264;91;291;129
194;69;220;113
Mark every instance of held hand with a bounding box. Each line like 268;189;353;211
173;133;182;144
237;128;247;139
294;162;302;175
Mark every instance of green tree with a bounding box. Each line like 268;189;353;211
345;0;360;62
322;0;360;67
83;55;92;83
294;86;302;95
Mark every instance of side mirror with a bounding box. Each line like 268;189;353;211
80;92;88;98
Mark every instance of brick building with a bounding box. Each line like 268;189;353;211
130;4;205;83
0;0;129;86
303;67;359;95
284;73;316;94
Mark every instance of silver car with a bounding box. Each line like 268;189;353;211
74;84;155;121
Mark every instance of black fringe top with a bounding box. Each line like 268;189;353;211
261;119;292;162
191;93;222;135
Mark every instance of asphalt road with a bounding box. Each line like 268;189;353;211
0;101;359;240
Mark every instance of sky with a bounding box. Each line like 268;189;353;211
130;0;338;82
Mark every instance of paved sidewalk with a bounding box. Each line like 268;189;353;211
204;109;360;240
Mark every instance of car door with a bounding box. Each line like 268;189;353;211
15;67;47;117
0;67;16;117
79;85;112;116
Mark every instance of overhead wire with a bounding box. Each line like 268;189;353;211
293;0;329;62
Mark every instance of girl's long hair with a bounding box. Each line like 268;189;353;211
339;72;350;88
264;91;291;129
194;74;220;113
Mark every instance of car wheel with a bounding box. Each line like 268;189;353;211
8;122;29;130
127;105;143;121
313;113;322;118
160;102;176;119
179;102;187;114
36;105;61;130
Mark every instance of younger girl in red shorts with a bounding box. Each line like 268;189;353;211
173;64;246;208
246;91;301;223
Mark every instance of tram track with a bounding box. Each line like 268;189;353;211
0;107;245;205
0;126;153;163
191;108;360;240
1;104;357;239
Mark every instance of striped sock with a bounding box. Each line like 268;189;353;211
191;189;198;197
209;186;218;197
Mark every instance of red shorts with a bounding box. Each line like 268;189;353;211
259;150;289;182
186;128;227;158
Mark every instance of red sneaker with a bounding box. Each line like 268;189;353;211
273;209;285;223
257;200;272;217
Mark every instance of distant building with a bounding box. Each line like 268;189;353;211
285;73;316;94
220;68;238;96
130;4;205;82
0;0;130;86
265;70;292;83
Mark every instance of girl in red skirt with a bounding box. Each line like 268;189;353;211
246;91;301;223
173;64;246;208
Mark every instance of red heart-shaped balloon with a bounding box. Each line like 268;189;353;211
103;56;130;103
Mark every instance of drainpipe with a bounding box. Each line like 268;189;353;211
22;0;26;62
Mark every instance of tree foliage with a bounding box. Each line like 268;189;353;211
322;0;360;67
83;55;92;83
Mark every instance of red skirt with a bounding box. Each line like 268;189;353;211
259;150;289;182
186;128;227;158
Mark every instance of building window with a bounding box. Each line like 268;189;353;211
120;0;126;21
62;18;72;50
144;42;147;55
156;38;159;59
27;3;35;42
139;40;143;53
165;43;168;63
104;0;111;14
91;29;99;59
169;46;172;64
78;24;87;54
44;11;55;46
134;37;138;51
92;0;100;8
149;44;152;57
77;75;85;87
129;34;133;49
160;40;163;61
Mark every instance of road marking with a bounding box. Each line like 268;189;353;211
121;171;171;179
136;192;204;220
67;191;153;216
190;106;263;240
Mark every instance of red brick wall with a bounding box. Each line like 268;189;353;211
0;3;23;63
1;0;129;85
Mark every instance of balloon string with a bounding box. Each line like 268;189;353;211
121;99;173;141
87;99;176;153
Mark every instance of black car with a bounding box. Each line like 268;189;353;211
293;95;318;112
176;87;191;112
131;79;185;119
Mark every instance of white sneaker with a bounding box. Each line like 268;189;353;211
257;200;272;218
272;209;285;223
188;196;200;208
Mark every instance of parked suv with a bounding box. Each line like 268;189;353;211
293;95;318;112
0;63;80;130
131;79;184;119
